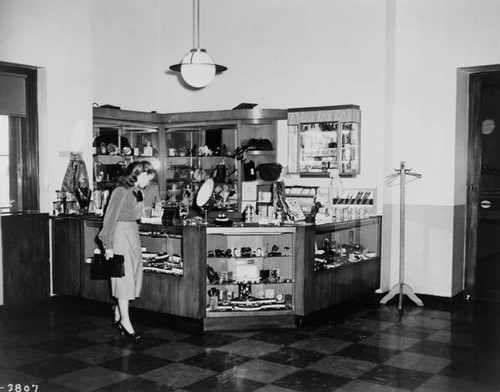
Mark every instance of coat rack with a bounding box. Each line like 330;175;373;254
380;161;424;310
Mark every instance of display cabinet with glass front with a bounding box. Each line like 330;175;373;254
313;217;380;272
205;227;295;317
164;125;239;211
162;109;287;215
287;105;361;177
92;108;162;194
140;226;184;276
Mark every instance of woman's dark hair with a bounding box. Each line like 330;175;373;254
118;161;156;188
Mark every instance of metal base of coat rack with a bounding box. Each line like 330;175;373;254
380;161;424;310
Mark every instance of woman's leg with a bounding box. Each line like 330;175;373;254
113;299;120;324
117;298;135;333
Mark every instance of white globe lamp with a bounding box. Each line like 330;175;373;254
169;0;227;88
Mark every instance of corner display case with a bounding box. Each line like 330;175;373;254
163;109;287;213
287;105;361;177
204;226;296;330
92;108;287;213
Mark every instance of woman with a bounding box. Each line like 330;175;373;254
98;161;156;340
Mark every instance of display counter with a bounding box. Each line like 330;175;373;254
51;215;381;331
2;212;50;307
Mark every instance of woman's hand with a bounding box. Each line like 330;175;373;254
105;248;114;260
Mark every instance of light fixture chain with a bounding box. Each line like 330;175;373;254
195;0;200;49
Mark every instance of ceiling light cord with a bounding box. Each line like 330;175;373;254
195;0;200;49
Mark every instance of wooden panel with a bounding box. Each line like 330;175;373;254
80;263;112;302
309;259;380;313
1;213;49;307
93;107;161;124
164;109;287;124
294;225;315;316
204;314;295;331
52;217;82;296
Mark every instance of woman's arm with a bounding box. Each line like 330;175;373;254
98;187;126;252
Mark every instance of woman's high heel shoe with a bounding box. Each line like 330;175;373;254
118;323;141;341
111;305;121;329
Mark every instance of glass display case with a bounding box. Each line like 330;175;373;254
93;125;159;188
287;105;361;177
205;226;295;315
93;107;287;216
313;217;380;272
164;124;239;211
92;108;162;194
140;227;183;276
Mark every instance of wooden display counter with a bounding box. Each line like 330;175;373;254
51;216;381;331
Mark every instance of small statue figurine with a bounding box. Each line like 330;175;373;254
220;184;231;205
328;168;344;201
75;175;92;212
198;145;213;156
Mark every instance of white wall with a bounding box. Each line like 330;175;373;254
92;0;162;112
0;0;94;215
383;0;500;297
2;0;500;301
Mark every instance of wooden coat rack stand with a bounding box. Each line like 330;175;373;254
380;161;424;309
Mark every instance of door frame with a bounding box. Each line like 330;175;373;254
462;64;500;300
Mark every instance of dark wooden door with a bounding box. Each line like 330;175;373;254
465;66;500;300
472;72;500;301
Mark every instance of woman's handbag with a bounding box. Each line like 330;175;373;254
247;138;273;151
90;253;125;280
243;160;257;181
234;138;274;162
211;160;230;183
256;163;283;181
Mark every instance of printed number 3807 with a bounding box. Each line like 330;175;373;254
6;385;39;392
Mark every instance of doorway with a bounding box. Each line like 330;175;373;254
476;72;500;301
464;65;500;301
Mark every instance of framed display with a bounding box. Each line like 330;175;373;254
287;105;361;177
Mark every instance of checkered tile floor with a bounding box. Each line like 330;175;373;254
1;297;499;391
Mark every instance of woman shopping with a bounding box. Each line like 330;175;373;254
98;161;157;340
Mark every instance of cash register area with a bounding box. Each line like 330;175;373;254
1;296;499;392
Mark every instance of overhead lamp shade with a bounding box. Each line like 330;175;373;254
170;49;227;89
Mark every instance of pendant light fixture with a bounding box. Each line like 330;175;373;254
169;0;227;88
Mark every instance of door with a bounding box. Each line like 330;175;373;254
475;72;500;300
465;67;500;301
